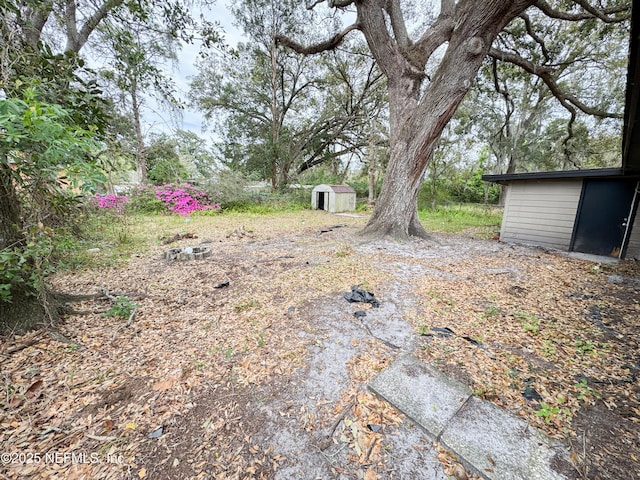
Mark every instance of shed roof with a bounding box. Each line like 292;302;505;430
329;185;356;194
482;168;632;184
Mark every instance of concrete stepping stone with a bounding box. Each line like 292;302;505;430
368;354;570;480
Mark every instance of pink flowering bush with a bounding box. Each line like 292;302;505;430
92;194;129;212
154;184;221;216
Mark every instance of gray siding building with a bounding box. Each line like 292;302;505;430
486;171;640;259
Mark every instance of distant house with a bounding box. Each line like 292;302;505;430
483;2;640;260
311;184;356;213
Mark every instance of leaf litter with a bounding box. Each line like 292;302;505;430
1;210;638;479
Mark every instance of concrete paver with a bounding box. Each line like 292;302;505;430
368;354;471;437
441;397;568;480
369;354;570;480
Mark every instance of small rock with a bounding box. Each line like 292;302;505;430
87;248;100;254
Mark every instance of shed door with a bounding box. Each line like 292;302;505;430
571;179;637;257
317;192;327;210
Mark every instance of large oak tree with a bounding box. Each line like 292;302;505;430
277;0;630;239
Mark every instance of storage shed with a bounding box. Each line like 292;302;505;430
483;170;640;259
482;1;640;260
311;184;356;213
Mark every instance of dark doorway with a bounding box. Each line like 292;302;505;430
571;179;638;257
317;192;326;210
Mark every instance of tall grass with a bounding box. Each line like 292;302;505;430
56;199;502;275
418;203;502;236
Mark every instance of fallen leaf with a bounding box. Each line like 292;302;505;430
364;467;377;480
25;379;43;397
101;419;114;434
452;463;468;480
152;380;175;392
138;467;147;478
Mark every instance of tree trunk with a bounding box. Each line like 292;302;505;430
131;86;147;183
367;159;377;206
361;0;531;239
0;165;56;333
0;287;53;334
269;38;282;192
363;129;429;238
367;128;378;205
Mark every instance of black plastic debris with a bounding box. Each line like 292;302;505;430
148;427;164;439
354;310;367;319
367;424;382;433
522;386;542;402
421;327;454;338
462;336;487;351
317;224;347;235
214;280;230;289
343;285;380;308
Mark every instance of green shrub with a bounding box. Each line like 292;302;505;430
104;296;137;319
204;170;253;209
126;186;166;214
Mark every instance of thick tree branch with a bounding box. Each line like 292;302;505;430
489;48;622;119
275;24;359;55
385;0;410;50
572;0;629;22
410;3;454;68
534;0;630;23
297;142;368;173
65;0;124;53
306;0;326;9
518;13;550;62
20;5;52;47
64;0;78;50
328;0;356;7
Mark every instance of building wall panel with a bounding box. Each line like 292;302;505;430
501;180;583;250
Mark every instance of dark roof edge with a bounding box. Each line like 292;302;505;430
482;168;626;183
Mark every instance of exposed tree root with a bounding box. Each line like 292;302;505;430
1;288;146;336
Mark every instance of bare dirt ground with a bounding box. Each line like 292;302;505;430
1;211;639;480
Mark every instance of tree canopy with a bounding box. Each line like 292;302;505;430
277;0;630;238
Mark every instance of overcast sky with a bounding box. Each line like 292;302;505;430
146;3;244;140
